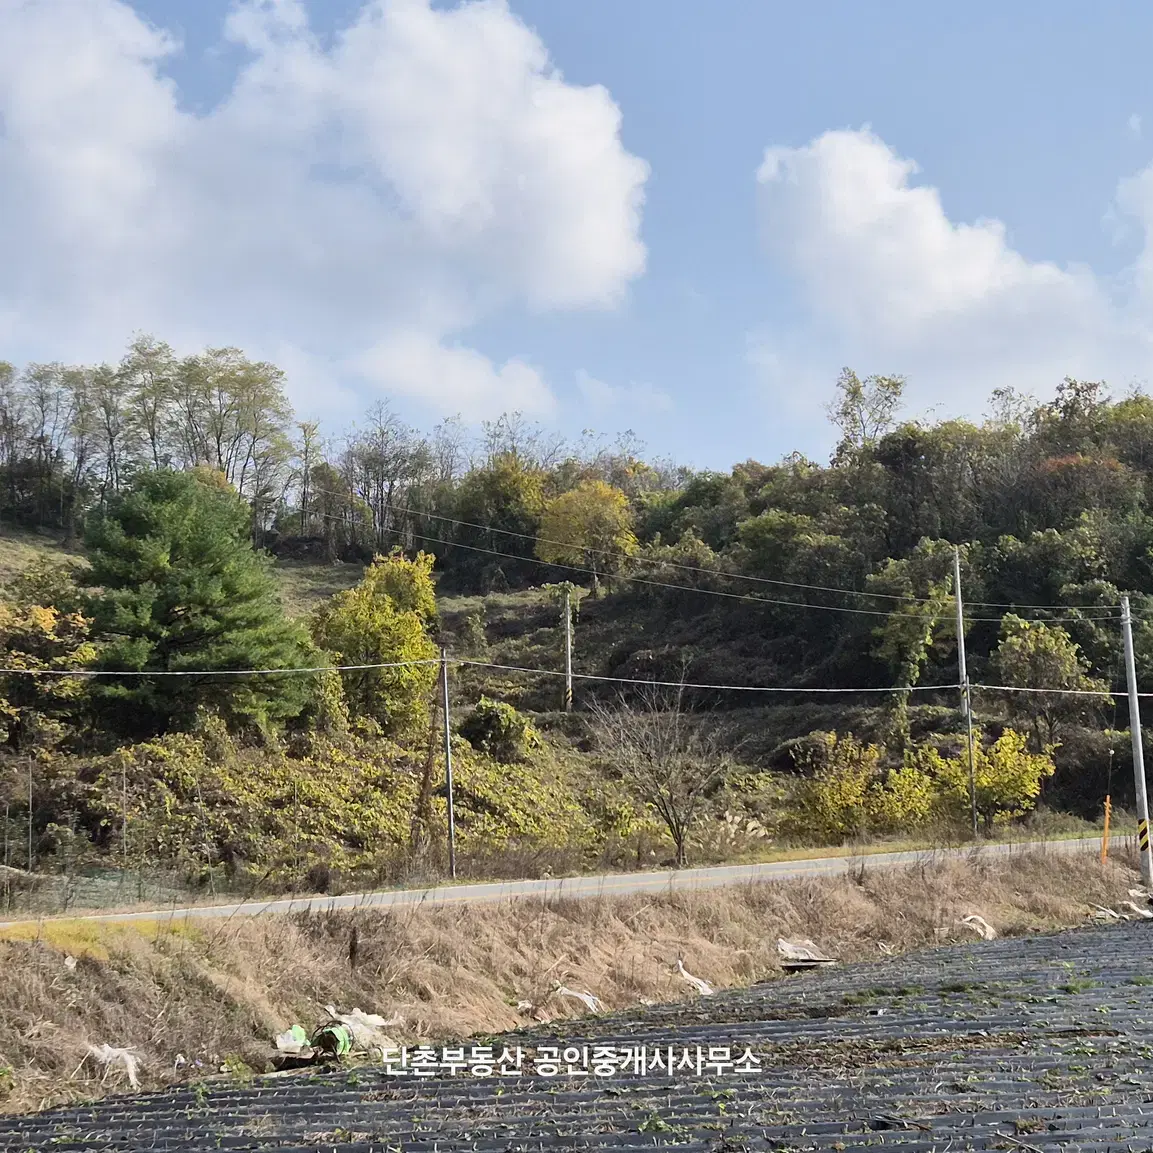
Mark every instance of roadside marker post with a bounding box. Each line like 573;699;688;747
1101;795;1111;864
1120;596;1153;888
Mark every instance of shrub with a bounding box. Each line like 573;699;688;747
311;552;439;737
459;697;540;763
786;727;1047;844
866;763;936;833
789;731;882;842
920;727;1056;829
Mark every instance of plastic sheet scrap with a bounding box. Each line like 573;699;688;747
777;937;836;971
84;1044;141;1089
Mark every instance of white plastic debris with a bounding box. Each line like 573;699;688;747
1091;904;1122;921
86;1044;141;1089
274;1025;310;1054
552;982;603;1013
777;938;835;963
322;1006;402;1050
63;955;77;971
959;915;997;941
675;958;714;996
877;942;895;956
515;999;535;1014
1122;901;1153;920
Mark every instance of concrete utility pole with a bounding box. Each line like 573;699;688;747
953;547;978;837
563;585;573;712
440;646;457;880
1120;596;1153;888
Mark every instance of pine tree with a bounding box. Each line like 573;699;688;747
83;468;313;736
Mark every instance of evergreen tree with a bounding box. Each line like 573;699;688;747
83;468;313;736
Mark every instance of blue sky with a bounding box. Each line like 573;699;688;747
4;0;1153;468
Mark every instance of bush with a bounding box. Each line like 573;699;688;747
789;731;881;842
866;762;936;833
311;552;439;737
787;726;1050;844
459;697;540;763
918;728;1056;830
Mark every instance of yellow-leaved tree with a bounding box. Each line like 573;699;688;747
916;728;1056;829
0;561;98;750
311;551;438;736
536;480;637;591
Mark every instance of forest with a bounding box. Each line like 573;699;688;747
0;335;1146;891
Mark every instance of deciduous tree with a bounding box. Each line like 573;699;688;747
537;479;636;591
311;552;439;736
992;615;1111;750
591;685;732;867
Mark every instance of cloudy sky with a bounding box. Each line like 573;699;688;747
3;0;1153;466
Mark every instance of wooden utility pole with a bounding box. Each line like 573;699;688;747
563;585;573;712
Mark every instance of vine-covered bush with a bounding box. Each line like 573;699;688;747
459;697;540;762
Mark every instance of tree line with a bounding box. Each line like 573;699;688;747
0;335;682;568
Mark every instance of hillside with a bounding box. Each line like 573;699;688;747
0;527;82;586
0;358;1145;906
0;523;1125;828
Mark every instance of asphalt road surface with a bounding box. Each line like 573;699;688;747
0;834;1105;928
5;915;1152;1150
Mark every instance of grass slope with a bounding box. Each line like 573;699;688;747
0;528;83;586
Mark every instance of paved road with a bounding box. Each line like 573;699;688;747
0;834;1106;929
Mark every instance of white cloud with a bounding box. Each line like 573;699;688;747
1130;112;1143;138
575;368;673;415
0;0;648;418
754;128;1153;437
354;333;553;420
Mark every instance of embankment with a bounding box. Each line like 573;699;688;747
0;846;1138;1113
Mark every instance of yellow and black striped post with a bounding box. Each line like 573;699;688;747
1140;818;1150;857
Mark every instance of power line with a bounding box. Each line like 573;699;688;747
456;659;959;694
305;485;1122;618
0;660;442;678
9;656;1153;698
0;654;957;695
304;503;1106;624
303;486;1121;621
304;505;906;618
972;682;1117;698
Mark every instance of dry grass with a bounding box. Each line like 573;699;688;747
0;846;1139;1114
0;528;83;586
271;559;367;617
